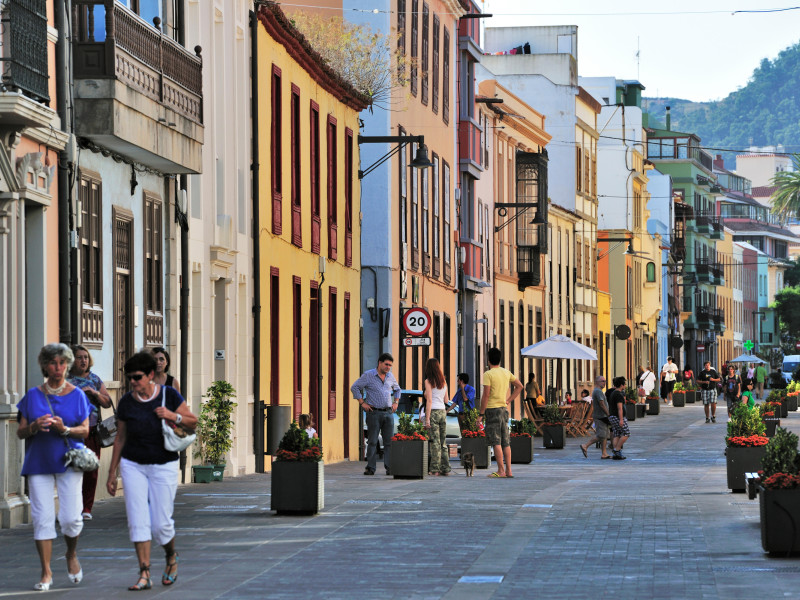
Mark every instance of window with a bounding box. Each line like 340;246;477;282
290;85;301;247
411;141;419;269
432;154;440;277
443;160;451;281
576;240;582;281
293;277;302;414
509;302;515;375
432;15;439;113
79;171;103;344
499;301;505;366
310;101;320;253
143;193;163;346
421;3;429;105
397;0;406;77
410;0;418;96
442;28;449;124
327;115;338;259
270;268;280;405
329;288;338;418
399;127;408;269
575;146;582;193
345;128;354;267
646;261;656;282
271;65;282;235
422;162;429;272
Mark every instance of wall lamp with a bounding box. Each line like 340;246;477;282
597;237;635;259
358;135;433;179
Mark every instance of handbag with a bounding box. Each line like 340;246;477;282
43;391;100;473
637;386;646;397
160;387;196;452
535;395;545;406
96;401;118;448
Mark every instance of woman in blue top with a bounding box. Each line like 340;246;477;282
16;343;91;591
68;345;112;521
106;351;197;591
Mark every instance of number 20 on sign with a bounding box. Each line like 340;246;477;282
402;307;432;337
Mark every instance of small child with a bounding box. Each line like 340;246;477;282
741;381;755;408
299;413;318;438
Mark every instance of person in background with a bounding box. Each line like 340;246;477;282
68;345;112;521
151;347;181;395
660;356;679;405
423;358;451;476
17;343;91;591
580;376;611;459
607;376;630;460
640;365;657;397
636;366;646;388
697;360;720;424
723;365;742;416
299;413;318;439
741;380;756;408
755;362;768;400
525;372;540;405
683;364;695;388
580;389;590;402
450;373;476;434
563;391;573;405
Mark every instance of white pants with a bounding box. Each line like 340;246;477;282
120;458;179;545
28;470;84;540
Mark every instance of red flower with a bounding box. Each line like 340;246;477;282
391;432;427;442
762;411;775;417
510;432;532;438
462;430;486;438
762;472;800;489
726;435;770;447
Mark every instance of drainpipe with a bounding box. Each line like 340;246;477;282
250;9;264;473
177;175;189;482
56;0;75;344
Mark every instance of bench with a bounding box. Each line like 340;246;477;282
745;472;761;500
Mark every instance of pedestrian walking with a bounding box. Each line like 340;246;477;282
478;347;524;478
755;363;768;400
106;351;197;590
16;343;92;591
640;364;656;397
607;376;630;460
660;356;679;405
68;345;112;521
697;360;720;423
450;373;476;434
151;346;181;395
423;358;451;476
525;372;540;405
580;376;611;459
351;353;400;476
683;364;695;388
723;365;742;417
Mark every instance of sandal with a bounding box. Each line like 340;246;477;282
488;472;506;478
129;564;151;591
162;552;178;586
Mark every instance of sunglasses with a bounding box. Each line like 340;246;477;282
127;373;145;382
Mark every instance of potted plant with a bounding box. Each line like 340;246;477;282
672;382;687;407
540;404;566;449
624;387;638;421
725;403;768;492
193;380;237;482
509;418;535;464
389;412;429;478
767;389;789;419
684;382;698;404
759;427;800;554
460;408;490;469
760;402;781;437
646;391;660;415
785;390;799;413
271;421;324;514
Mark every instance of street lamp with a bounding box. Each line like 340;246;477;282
753;311;766;354
358;135;433;179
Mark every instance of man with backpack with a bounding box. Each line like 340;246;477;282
697;361;720;423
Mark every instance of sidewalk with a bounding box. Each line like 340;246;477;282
2;402;799;599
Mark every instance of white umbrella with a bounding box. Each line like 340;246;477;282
727;354;766;364
520;334;597;361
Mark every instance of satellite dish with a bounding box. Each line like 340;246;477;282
614;324;631;340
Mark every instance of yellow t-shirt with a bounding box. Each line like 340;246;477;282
482;367;516;409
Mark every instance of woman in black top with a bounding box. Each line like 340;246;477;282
723;365;741;416
152;346;181;395
106;352;197;590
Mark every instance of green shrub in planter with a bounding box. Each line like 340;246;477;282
194;381;237;469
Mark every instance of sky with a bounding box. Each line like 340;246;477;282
481;0;800;103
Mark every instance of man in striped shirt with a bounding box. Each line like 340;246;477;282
351;353;401;475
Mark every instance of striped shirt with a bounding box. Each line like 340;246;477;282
351;369;401;408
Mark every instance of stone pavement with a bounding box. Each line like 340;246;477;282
3;402;800;599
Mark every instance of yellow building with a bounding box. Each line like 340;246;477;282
717;228;736;366
597;290;613;381
255;4;370;464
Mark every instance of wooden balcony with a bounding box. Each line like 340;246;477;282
71;1;203;173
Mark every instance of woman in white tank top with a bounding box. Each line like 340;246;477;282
424;358;450;476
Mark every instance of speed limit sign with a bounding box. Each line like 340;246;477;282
402;307;432;336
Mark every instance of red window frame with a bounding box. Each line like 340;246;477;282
271;65;282;235
344;128;354;267
292;276;302;416
310;101;321;254
270;268;280;405
327;115;338;260
328;287;338;419
290;84;301;247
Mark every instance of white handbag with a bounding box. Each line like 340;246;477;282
160;387;196;452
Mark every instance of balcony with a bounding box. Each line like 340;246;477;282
458;117;483;176
0;0;55;130
671;233;686;261
711;263;724;285
459;240;483;280
71;1;203;173
695;258;715;284
760;332;774;344
711;307;725;332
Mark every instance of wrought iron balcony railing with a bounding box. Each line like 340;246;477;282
0;0;50;103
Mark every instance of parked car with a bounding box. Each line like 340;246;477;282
782;355;800;383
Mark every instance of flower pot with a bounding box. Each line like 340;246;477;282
672;392;686;407
510;436;534;464
726;445;767;492
685;391;697;404
786;396;798;412
646;396;660;415
390;440;428;478
625;404;636;421
635;404;647;419
192;465;214;484
542;424;565;449
460;437;491;468
780;402;789;419
759;487;800;554
271;460;324;515
763;418;780;438
212;464;225;481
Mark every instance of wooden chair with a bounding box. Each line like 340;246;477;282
565;401;593;438
522;399;543;435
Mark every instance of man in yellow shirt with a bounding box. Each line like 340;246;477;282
478;347;524;478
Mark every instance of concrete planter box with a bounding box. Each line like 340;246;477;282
625;404;636;421
192;465;214;483
510;436;534;464
635;404;647;419
646;397;660;415
726;446;767;492
786;396;798;412
672;392;686;407
542;424;565;449
271;461;324;515
760;487;800;554
764;418;780;437
685;391;698;404
780;402;789;419
460;437;491;469
390;440;428;479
